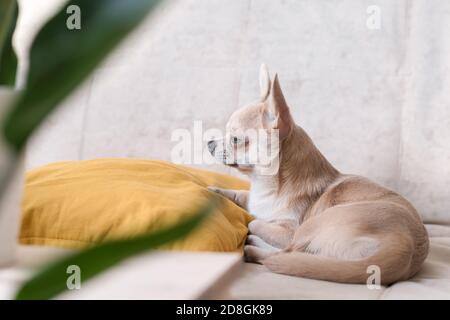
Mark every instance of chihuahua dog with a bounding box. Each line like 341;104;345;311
207;64;429;285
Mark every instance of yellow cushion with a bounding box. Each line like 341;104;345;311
20;159;252;252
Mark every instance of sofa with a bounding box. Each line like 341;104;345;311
4;0;450;299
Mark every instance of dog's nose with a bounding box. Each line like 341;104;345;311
207;140;217;153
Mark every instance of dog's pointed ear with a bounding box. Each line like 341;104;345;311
266;74;292;138
259;63;271;101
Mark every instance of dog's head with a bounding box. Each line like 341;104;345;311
208;64;294;175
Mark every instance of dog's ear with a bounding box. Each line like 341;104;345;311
259;63;271;101
266;74;292;138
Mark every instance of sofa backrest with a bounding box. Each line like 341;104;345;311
21;0;450;224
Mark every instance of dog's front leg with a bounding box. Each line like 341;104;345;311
247;219;295;249
208;186;249;210
245;234;281;262
244;221;294;263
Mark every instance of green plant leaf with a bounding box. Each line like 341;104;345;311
2;0;163;151
0;0;18;86
15;200;216;300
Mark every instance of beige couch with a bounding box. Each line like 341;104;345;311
229;226;450;299
6;0;450;299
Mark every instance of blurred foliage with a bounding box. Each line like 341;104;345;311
0;0;18;86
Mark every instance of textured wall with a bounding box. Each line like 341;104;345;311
18;0;450;223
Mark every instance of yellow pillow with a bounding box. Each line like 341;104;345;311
20;159;252;252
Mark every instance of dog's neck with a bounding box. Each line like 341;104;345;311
249;125;339;220
279;125;339;197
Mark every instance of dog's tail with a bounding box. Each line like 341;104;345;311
261;236;416;285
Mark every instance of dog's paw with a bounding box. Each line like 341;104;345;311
246;234;268;248
246;234;265;246
207;186;224;198
207;186;222;194
246;235;280;252
244;245;270;264
248;219;263;234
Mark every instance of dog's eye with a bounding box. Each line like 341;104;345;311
231;136;241;145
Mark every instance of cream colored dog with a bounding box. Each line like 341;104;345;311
207;64;429;285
